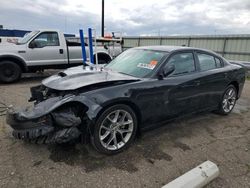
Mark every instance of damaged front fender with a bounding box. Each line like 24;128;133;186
6;94;102;143
11;94;101;121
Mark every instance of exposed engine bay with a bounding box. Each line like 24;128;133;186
7;86;89;144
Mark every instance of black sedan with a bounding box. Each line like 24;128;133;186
6;46;246;154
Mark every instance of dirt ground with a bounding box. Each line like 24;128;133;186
0;72;250;188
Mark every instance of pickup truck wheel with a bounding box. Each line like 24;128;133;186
98;59;109;64
0;61;22;83
95;54;112;64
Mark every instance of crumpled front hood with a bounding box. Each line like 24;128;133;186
42;65;140;90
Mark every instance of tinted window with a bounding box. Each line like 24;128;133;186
33;32;59;47
197;53;217;71
167;52;195;75
215;57;222;68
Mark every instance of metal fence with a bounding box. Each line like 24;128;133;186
123;35;250;62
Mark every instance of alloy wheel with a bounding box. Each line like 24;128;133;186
222;87;236;113
99;109;134;151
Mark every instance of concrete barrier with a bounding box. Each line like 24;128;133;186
162;161;219;188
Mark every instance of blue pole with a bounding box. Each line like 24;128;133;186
79;29;87;65
88;28;94;64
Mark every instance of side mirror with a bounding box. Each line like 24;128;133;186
29;41;37;48
104;45;108;50
159;64;175;79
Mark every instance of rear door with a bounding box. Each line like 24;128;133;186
26;32;67;66
194;51;229;109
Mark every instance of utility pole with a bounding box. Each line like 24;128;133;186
101;0;104;37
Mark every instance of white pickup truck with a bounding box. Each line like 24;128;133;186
0;29;122;83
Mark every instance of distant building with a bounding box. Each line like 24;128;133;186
0;29;30;38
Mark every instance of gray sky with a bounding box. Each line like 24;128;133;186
0;0;250;36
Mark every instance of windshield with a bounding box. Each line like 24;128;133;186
18;31;39;44
106;49;167;78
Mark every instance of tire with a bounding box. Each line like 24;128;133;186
98;59;108;64
91;104;138;155
217;85;237;115
95;54;112;64
0;61;22;83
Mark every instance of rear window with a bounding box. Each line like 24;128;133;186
197;53;217;71
215;57;223;68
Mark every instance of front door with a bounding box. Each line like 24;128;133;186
27;32;67;66
163;52;202;117
138;51;203;127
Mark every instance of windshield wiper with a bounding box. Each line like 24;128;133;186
118;72;132;76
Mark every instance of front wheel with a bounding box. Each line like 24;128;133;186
91;104;138;155
217;85;237;115
0;61;22;83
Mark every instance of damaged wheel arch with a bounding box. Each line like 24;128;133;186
91;103;139;154
93;99;142;135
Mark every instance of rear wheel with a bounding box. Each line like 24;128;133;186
97;59;108;64
217;85;237;115
95;53;112;64
91;104;137;155
0;61;22;83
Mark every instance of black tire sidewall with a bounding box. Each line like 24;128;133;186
0;61;21;83
92;104;138;155
97;59;108;64
219;85;237;115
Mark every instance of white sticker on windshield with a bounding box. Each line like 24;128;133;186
137;63;156;70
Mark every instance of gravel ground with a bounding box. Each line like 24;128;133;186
0;72;250;188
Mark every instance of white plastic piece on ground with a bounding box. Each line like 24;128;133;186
162;160;219;188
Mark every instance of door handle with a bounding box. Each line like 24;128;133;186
194;80;200;86
59;49;64;54
181;81;200;88
224;72;228;78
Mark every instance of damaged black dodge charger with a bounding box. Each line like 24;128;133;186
6;46;245;154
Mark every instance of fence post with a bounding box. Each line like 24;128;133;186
187;37;191;47
138;37;141;47
160;37;163;45
222;37;227;57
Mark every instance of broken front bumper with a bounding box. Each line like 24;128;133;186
6;93;102;144
6;99;83;144
6;109;54;140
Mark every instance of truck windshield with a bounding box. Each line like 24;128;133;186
105;49;167;78
17;31;39;44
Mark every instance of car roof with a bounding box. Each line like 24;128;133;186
133;45;229;66
134;45;215;54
